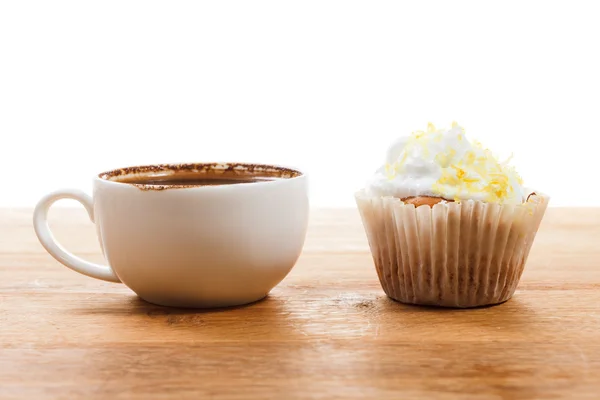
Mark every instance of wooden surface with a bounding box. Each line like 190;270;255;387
1;207;600;399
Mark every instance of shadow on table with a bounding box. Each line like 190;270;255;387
377;292;547;334
68;288;547;341
69;292;312;340
75;292;278;316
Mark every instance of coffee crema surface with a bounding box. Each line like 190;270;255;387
99;163;301;189
113;174;280;186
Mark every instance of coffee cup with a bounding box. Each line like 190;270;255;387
33;162;309;308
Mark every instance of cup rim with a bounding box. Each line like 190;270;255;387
95;162;306;191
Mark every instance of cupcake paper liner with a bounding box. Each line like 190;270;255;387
355;190;549;308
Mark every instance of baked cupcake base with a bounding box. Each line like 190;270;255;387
355;190;548;308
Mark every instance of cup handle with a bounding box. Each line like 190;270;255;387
33;189;121;283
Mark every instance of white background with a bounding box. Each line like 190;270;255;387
1;0;598;207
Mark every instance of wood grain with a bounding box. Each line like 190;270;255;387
1;207;599;399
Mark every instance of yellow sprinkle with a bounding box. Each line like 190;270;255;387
451;121;458;128
400;150;409;164
502;153;514;165
435;153;448;167
385;163;395;180
427;122;436;133
394;151;409;173
464;151;476;165
435;148;455;168
463;177;479;183
450;164;465;178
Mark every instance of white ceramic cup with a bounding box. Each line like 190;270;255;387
33;163;309;308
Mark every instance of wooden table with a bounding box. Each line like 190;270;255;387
1;208;599;399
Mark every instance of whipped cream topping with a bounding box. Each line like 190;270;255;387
366;123;527;204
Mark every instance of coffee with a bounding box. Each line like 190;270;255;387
100;163;300;189
114;172;279;187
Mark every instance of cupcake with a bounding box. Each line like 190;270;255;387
355;122;548;308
